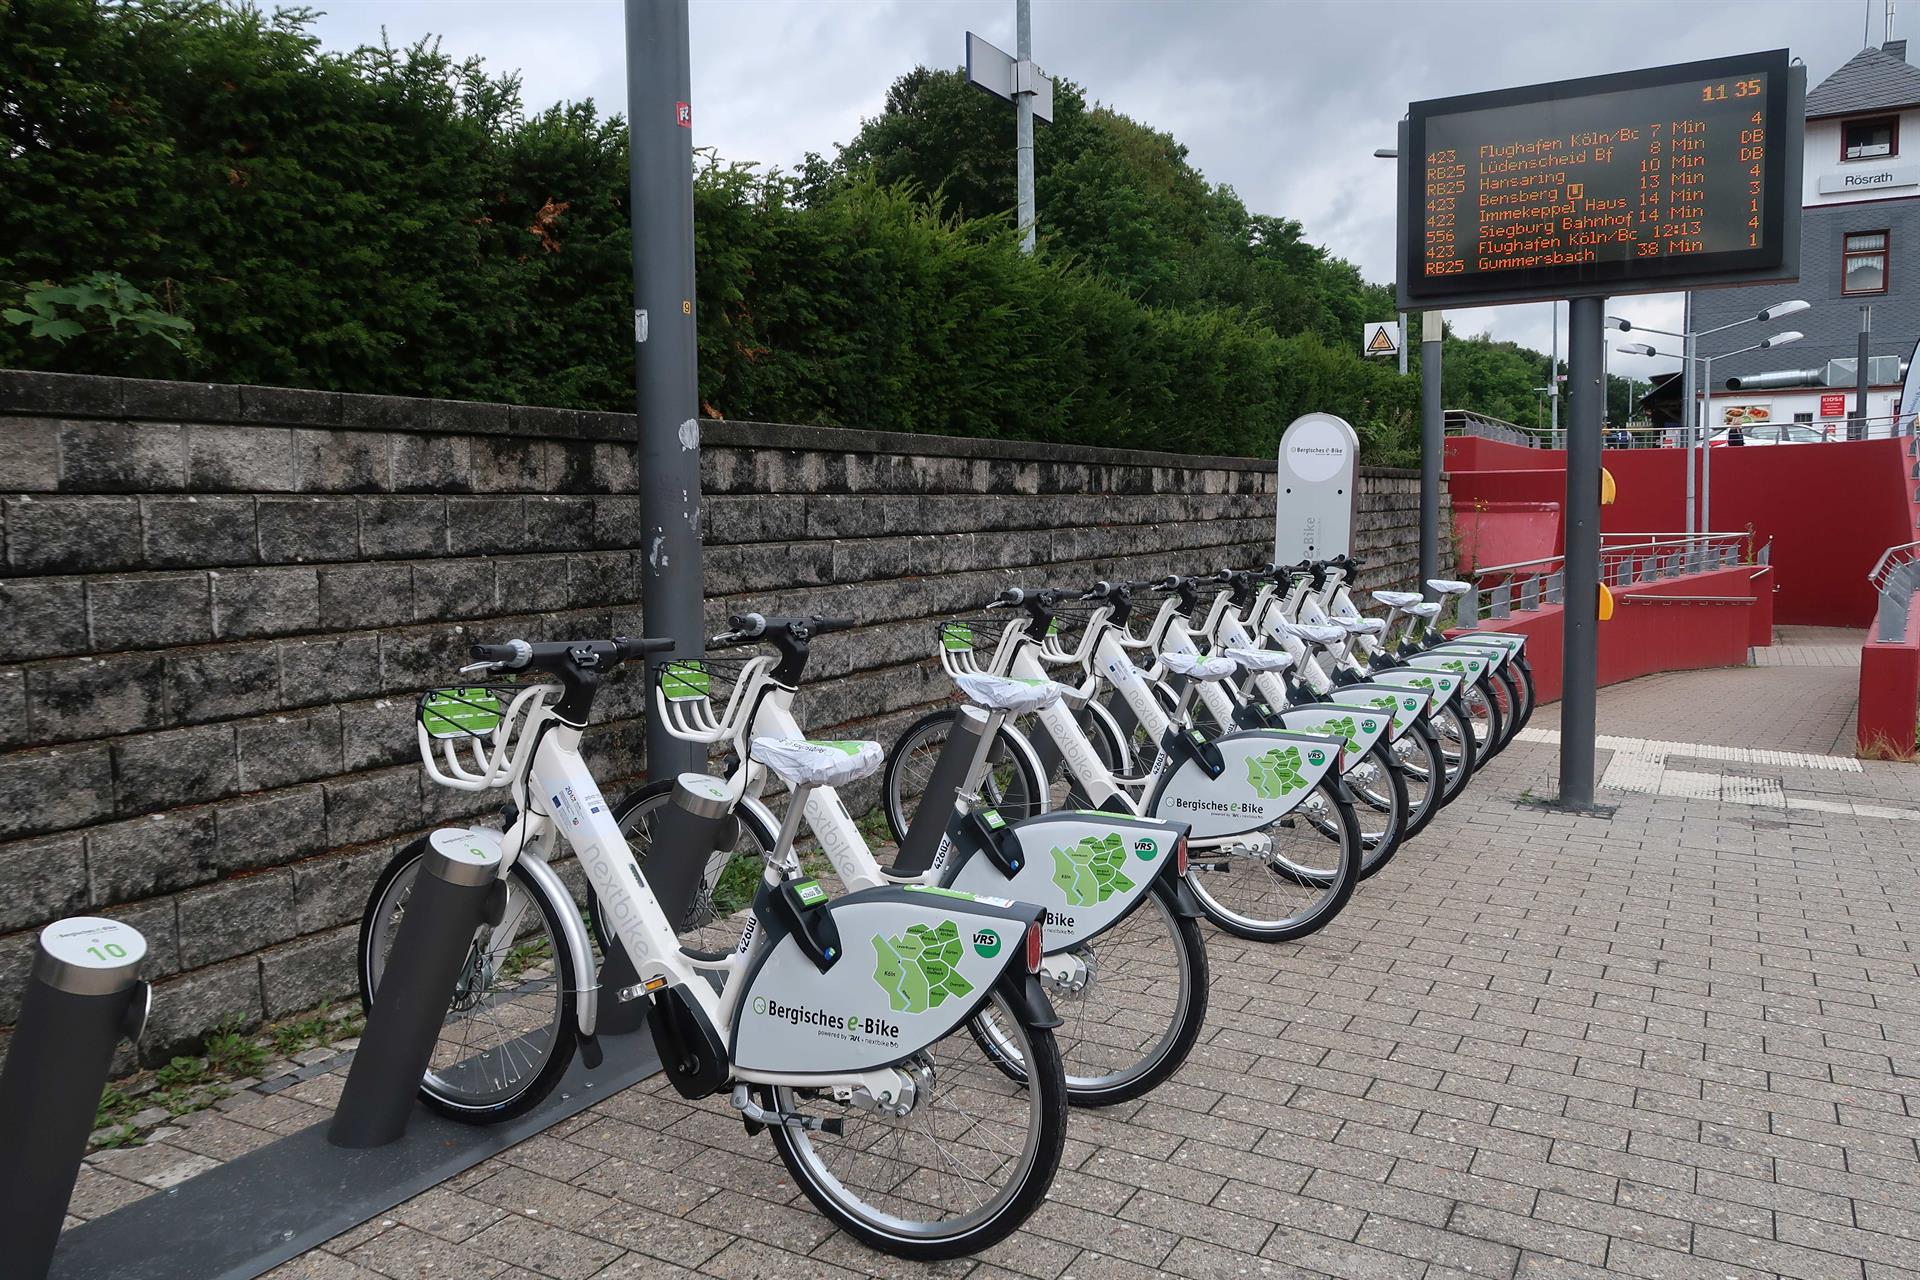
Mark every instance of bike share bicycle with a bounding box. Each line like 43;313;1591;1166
606;611;1210;1108
356;633;1067;1258
886;585;1363;942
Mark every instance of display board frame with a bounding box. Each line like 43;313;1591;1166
1397;50;1804;310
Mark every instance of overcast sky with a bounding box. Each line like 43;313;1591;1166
300;0;1880;405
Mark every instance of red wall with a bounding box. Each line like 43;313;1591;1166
1858;609;1920;756
1445;437;1916;627
1453;565;1763;704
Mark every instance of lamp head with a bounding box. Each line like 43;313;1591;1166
1615;343;1659;357
1373;148;1398;159
1758;330;1803;349
1757;299;1810;322
1604;316;1631;332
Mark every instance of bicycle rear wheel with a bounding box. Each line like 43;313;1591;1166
1181;775;1362;941
1350;739;1410;880
358;839;578;1122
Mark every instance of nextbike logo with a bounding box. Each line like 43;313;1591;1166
751;995;900;1041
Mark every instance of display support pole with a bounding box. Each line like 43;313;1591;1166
329;839;501;1149
1558;296;1605;811
626;0;703;779
1856;304;1872;440
1681;294;1695;535
0;918;149;1280
1419;310;1444;595
1701;351;1715;533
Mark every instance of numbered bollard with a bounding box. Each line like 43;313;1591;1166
894;705;990;875
0;917;150;1280
598;774;737;1035
328;832;501;1149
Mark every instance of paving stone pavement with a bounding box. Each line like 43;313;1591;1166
64;634;1920;1280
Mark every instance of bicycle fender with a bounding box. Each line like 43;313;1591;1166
1156;863;1204;919
730;885;1042;1076
944;809;1186;952
1271;705;1391;762
1320;684;1431;741
995;969;1061;1030
514;849;601;1040
1146;728;1346;839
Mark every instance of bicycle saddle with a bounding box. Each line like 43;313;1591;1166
1407;602;1443;620
749;738;883;788
1371;590;1423;609
1426;578;1471;596
1159;651;1240;682
1224;646;1293;673
1272;618;1347;647
1336;617;1386;637
952;672;1070;715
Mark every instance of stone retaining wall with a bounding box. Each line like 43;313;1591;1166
0;369;1444;1062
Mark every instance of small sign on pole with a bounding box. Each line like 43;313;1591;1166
965;31;1054;122
1275;412;1360;563
1362;321;1402;360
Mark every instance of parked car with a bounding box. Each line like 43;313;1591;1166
1706;423;1832;446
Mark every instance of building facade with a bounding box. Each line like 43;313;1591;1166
1689;39;1920;437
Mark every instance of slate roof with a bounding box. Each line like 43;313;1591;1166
1806;41;1920;119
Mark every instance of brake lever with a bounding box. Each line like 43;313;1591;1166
458;660;502;675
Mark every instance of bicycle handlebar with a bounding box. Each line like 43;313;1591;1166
469;635;671;672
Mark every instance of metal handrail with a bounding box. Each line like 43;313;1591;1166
1867;540;1920;592
1869;540;1920;641
1452;530;1760;626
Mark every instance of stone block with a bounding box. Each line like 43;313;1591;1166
448;497;526;555
412;559;493;620
470;436;546;493
56;420;186;491
4;495;143;574
0;743;114;838
103;896;183;981
290;428;386;492
165;643;281;724
495;556;571;613
113;723;239;813
86;572;212;650
0;669;21;748
0;832;88;932
526;495;594;551
359;495;447;557
140;956;263;1062
340;696;415;771
318;561;411;630
293;845;395;935
591;495;643;549
86;809;219;903
177;869;296;969
0;578;88;660
187;425;295;492
211;566;320;639
260;926;357;1018
323;767;421;846
377;625;468;690
390;434;472;493
214;785;329;873
0;417;60;490
257;496;360;563
237;705;343;791
279;633;382;702
141;495;259;568
25;652;166;739
567;551;637;608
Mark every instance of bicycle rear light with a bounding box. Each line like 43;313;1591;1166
1024;920;1044;973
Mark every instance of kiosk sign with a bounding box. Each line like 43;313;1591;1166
1398;49;1802;309
1275;413;1359;563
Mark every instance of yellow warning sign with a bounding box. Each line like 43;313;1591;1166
1362;322;1401;358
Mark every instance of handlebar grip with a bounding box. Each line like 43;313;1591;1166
470;639;532;669
615;636;675;659
996;587;1027;605
727;612;767;638
810;615;857;634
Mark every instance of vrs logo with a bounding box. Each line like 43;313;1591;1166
972;928;1002;958
1132;837;1157;859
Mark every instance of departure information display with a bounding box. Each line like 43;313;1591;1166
1399;51;1799;308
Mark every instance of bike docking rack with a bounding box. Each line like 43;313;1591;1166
0;917;150;1280
46;682;670;1280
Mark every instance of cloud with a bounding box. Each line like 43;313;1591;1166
298;0;1869;373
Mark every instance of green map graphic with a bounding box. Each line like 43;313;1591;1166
1321;714;1361;752
1369;695;1404;730
1247;746;1308;799
1442;659;1467;673
872;920;974;1014
1049;833;1136;907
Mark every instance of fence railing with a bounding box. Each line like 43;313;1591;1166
1868;540;1920;643
1454;530;1764;626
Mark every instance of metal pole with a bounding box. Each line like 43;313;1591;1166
1560;296;1605;811
1549;301;1560;447
1856;304;1872;440
1015;0;1036;253
626;0;704;777
1701;351;1714;532
1683;329;1697;535
1398;311;1409;376
0;918;149;1280
1420;310;1444;593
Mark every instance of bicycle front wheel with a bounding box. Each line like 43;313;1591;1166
883;708;1048;841
358;839;578;1122
969;878;1208;1106
765;987;1067;1260
1349;739;1409;881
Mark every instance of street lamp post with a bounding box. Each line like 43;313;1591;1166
1605;299;1808;533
